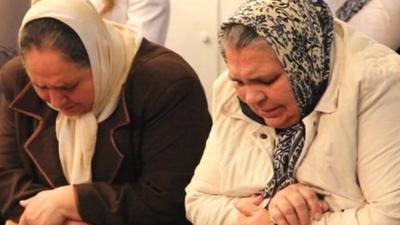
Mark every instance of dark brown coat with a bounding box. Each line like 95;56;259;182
0;40;211;225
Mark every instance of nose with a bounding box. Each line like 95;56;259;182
244;88;266;106
47;90;67;108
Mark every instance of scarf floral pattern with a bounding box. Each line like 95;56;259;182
219;0;334;198
336;0;372;22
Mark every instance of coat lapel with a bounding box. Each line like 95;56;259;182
91;91;130;183
11;84;68;187
11;83;130;186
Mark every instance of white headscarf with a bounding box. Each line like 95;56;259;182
20;0;142;184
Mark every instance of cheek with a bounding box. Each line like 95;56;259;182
71;81;95;107
33;89;48;101
284;91;301;120
70;92;92;105
235;87;246;101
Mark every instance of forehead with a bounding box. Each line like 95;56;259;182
225;42;284;79
24;47;89;85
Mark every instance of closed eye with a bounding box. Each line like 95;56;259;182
258;74;280;85
228;74;244;87
32;82;78;92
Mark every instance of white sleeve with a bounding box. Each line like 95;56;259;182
185;128;240;225
127;0;170;45
314;52;400;224
185;73;240;225
348;0;400;50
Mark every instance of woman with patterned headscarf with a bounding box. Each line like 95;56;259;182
185;0;400;224
0;0;211;224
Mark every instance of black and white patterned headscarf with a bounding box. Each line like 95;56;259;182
336;0;372;22
219;0;334;198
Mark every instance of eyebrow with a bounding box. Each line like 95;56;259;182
228;73;241;82
32;82;78;90
229;72;280;84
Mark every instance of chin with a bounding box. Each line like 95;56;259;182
60;108;86;117
264;118;296;128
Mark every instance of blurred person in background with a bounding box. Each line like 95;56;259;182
89;0;170;45
0;0;30;68
325;0;400;52
31;0;170;45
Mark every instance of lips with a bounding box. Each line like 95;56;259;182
258;106;282;118
60;103;76;111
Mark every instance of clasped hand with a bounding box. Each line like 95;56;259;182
18;186;89;225
235;183;329;225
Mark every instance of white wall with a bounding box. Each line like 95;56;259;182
165;0;243;107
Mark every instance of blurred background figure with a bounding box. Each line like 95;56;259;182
30;0;170;45
88;0;170;45
325;0;400;51
0;0;30;68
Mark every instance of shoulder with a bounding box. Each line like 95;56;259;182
0;57;29;99
349;42;400;87
337;26;400;112
211;71;237;116
123;40;207;110
337;21;400;84
131;39;198;84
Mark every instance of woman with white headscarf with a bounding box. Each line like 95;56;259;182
0;0;211;224
31;0;170;46
185;0;400;225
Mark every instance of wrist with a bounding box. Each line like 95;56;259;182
266;211;277;225
57;186;82;221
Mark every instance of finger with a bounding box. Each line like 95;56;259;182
63;220;91;225
251;195;264;205
269;206;288;225
252;209;276;225
235;199;258;216
269;197;296;225
20;196;35;208
285;191;311;225
319;201;330;213
297;186;322;220
237;213;247;225
18;212;28;225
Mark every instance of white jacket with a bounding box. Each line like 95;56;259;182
185;20;400;225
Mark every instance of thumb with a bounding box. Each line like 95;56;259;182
320;201;330;212
251;195;264;206
20;196;34;208
235;199;259;216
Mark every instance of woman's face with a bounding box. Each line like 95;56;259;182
225;42;301;128
24;47;94;117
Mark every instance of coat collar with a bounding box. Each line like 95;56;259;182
10;82;130;187
313;20;345;113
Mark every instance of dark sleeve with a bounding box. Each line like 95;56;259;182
0;58;49;220
75;50;212;225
